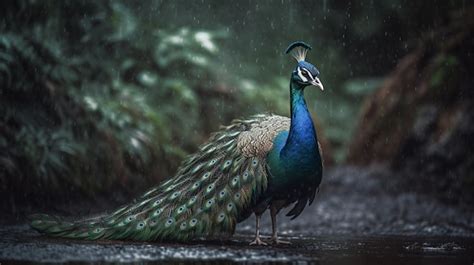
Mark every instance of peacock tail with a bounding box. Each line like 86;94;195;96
30;114;291;242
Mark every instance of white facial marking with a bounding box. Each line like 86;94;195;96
297;67;308;82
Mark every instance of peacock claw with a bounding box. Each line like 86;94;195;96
249;237;268;246
271;237;291;245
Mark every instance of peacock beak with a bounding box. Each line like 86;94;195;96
311;77;324;91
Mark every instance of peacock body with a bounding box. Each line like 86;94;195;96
31;41;324;244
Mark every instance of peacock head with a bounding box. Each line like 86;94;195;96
286;41;324;91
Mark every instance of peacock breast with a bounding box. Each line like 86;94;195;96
266;130;322;194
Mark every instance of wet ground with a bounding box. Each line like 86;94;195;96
1;166;474;264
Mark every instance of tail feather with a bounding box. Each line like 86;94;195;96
30;117;271;242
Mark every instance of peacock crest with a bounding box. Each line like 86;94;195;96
285;41;312;62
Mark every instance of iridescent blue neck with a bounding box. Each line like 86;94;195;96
281;81;319;167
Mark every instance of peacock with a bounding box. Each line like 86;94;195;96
30;41;324;245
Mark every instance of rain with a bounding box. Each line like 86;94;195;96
1;0;473;264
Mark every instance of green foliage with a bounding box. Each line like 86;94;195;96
0;1;285;204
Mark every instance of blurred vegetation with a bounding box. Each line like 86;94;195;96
347;8;474;203
0;0;471;209
0;1;240;204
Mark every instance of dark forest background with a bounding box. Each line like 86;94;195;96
1;0;473;214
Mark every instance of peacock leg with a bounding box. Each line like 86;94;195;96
270;204;291;245
249;213;267;246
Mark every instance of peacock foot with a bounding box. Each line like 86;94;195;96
249;237;268;246
271;237;291;245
